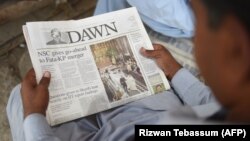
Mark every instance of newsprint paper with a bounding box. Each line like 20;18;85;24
23;7;170;126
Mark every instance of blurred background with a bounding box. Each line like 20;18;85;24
0;0;97;140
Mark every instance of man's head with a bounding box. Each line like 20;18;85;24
51;28;62;42
191;0;250;121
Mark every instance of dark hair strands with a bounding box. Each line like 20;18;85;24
201;0;250;33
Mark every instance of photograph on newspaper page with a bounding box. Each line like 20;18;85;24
90;36;148;103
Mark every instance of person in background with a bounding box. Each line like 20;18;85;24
94;0;195;38
6;0;250;141
120;75;128;94
126;74;137;91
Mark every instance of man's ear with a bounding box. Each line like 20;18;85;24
218;15;250;82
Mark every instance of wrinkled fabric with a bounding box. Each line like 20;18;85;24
7;69;221;141
94;0;195;38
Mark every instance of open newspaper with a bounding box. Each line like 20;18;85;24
23;7;170;126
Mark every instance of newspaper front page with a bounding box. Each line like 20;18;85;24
23;7;170;126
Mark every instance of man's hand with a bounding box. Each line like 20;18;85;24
21;69;51;118
140;44;182;80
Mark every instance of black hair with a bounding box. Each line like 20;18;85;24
201;0;250;33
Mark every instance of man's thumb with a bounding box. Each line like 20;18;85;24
140;47;159;58
39;71;51;88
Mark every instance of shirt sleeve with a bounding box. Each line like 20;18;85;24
127;0;194;38
24;113;61;141
171;68;216;106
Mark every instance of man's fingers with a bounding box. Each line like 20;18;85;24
152;44;164;50
24;68;37;86
38;71;51;89
140;47;161;58
153;44;173;56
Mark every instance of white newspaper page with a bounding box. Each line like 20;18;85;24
23;7;170;126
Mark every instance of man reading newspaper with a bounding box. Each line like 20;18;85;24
7;0;250;141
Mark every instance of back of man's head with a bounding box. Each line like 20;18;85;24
192;0;250;122
201;0;250;33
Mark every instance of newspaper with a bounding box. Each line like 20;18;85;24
22;7;170;126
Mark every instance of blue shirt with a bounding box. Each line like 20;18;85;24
23;69;221;141
94;0;195;38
